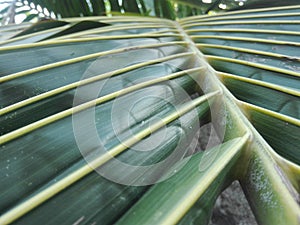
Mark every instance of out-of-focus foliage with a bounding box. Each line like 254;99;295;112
1;0;299;25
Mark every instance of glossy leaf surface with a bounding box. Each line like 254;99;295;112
0;4;300;225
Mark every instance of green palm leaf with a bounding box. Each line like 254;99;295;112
0;4;300;225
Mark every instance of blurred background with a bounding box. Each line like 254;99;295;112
1;0;299;25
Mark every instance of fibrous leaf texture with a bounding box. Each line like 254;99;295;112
0;4;300;225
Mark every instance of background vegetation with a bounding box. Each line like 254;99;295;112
1;0;300;25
